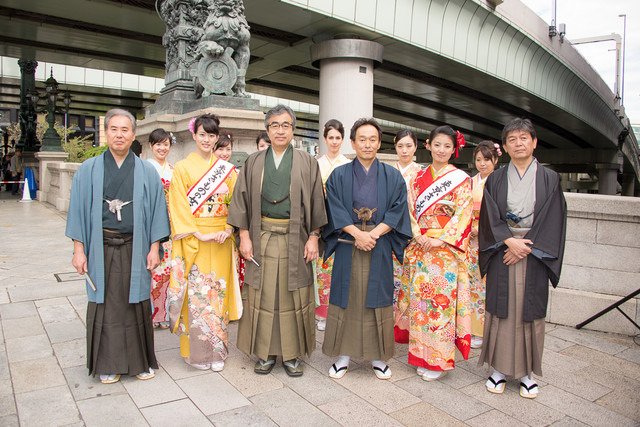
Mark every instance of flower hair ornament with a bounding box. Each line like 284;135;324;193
494;142;502;156
188;117;196;134
455;131;466;158
170;132;177;145
423;138;429;148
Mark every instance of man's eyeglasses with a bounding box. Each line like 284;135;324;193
268;122;293;131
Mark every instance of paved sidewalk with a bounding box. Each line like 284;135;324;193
0;194;639;426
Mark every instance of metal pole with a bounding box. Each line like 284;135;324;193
618;14;626;106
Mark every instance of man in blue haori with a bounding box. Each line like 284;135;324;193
66;109;170;384
322;118;411;380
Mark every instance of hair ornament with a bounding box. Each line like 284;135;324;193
455;131;465;157
170;132;176;145
423;138;429;148
494;142;502;156
188;117;196;134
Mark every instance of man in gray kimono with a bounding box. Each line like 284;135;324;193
227;104;327;377
478;117;566;399
67;109;170;384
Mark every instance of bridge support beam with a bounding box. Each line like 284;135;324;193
596;163;620;195
311;39;383;155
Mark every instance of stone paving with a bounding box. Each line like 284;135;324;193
0;193;639;426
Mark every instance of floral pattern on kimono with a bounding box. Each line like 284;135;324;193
316;154;350;318
397;164;473;371
467;173;488;336
393;161;424;342
150;161;173;323
171;258;228;355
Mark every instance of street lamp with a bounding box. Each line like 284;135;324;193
26;69;72;152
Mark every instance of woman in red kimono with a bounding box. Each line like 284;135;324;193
398;125;473;381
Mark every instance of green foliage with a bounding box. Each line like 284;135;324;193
83;144;108;159
7;116;99;163
62;132;95;163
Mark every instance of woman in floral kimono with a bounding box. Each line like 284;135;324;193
468;141;501;349
392;129;424;342
398;125;473;381
315;119;350;331
147;129;174;328
168;114;242;372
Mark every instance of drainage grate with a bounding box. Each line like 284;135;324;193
54;272;85;282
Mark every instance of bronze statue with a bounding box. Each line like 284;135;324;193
195;0;251;97
160;0;250;98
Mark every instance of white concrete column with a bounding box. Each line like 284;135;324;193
311;39;383;155
596;163;620;195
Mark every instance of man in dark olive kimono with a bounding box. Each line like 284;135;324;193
66;109;170;384
322;118;411;380
227;104;327;377
478;117;566;399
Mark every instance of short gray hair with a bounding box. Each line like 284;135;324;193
104;108;136;133
264;104;296;129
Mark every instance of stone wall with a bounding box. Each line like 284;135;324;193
549;193;640;335
37;160;80;213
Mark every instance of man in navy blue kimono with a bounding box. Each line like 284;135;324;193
322;118;411;380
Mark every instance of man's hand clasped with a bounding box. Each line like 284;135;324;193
503;237;533;266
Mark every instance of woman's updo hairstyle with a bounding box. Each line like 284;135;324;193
473;140;501;162
394;129;417;146
193;113;220;135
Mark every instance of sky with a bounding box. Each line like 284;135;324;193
520;0;640;124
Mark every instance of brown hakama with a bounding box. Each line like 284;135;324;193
86;231;157;376
322;234;395;361
237;218;316;361
478;229;545;378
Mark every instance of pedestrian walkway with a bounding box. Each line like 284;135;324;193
0;195;638;426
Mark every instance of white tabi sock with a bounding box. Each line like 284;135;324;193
336;355;350;369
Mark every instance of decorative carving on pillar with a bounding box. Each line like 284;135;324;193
160;0;208;94
159;0;250;98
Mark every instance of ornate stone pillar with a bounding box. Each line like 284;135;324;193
158;0;208;101
311;39;383;155
17;59;38;152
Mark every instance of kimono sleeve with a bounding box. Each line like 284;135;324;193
227;157;252;231
406;174;422;239
65;164;89;244
435;178;472;252
148;167;170;244
168;163;197;238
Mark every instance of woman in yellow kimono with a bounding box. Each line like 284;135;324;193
398;125;473;381
468;141;501;349
392;129;424;343
168;113;241;372
315;119;350;331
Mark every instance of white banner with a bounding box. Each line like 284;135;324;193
415;169;468;222
187;159;234;214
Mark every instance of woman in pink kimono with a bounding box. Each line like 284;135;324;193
147;128;174;328
468;141;501;349
392;130;424;343
398;125;473;381
315;119;350;331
